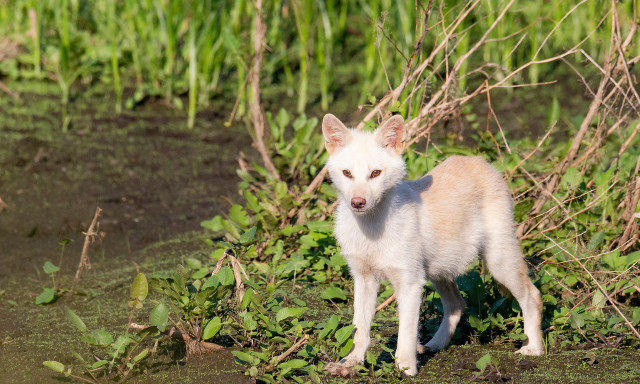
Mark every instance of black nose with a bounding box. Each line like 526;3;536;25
351;197;366;209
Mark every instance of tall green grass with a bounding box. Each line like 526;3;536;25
0;1;636;129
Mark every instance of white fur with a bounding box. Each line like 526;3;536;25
322;114;544;377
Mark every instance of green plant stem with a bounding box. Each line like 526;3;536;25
188;22;197;129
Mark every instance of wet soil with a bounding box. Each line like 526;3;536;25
0;81;252;383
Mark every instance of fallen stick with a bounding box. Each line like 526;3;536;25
265;335;309;371
70;207;102;295
376;293;396;312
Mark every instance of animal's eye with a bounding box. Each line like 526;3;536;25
342;170;352;178
370;170;382;178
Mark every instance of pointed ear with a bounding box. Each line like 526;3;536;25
322;114;352;154
374;115;405;154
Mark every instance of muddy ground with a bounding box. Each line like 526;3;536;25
1;78;639;383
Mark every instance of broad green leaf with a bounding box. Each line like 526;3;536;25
202;266;235;289
65;307;87;332
91;329;113;346
43;261;60;274
334;324;355;345
339;338;353;357
276;108;290;130
591;290;607;311
306;221;333;233
43;361;65;373
113;335;131;355
560;167;581;188
58;238;71;246
201;215;223;232
321;286;347;301
588;231;606;250
475;353;492;371
232;350;260;365
240;226;257;244
35;288;55;305
277;358;308;370
202;317;222;340
130;273;148;301
468;314;488;332
633;307;640;326
229;205;250;227
318;315;340;339
184;257;202;270
150;303;169;332
276;307;307;322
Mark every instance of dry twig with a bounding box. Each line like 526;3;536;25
248;0;280;180
70;207;102;295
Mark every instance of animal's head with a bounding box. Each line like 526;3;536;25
322;113;406;215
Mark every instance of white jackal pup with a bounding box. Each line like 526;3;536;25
321;114;544;376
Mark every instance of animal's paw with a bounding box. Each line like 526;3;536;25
324;360;356;377
424;337;448;352
395;358;418;376
515;344;545;356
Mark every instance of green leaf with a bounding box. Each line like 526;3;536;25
201;215;224;232
334;324;355;345
232;350;260;365
278;358;308;370
184;257;202;270
43;261;60;274
588;231;606;250
560;167;581;188
113;335;131;355
90;329;113;346
65;307;87;332
240;226;257;244
90;360;109;369
591;290;607;311
35;288;55;305
229;205;250;227
130;273;148;301
468;314;489;332
321;286;347;301
318;315;340;339
547;95;560;125
475;353;492;371
202;317;223;340
150;303;169;332
202;266;235;289
276;307;308;322
306;221;333;233
58;238;71;246
633;307;640;326
43;361;65;373
133;348;149;362
339;338;353;357
276;108;290;130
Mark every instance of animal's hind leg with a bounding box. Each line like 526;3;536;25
421;279;465;352
483;238;544;355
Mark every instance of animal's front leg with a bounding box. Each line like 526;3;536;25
325;271;379;377
393;282;423;376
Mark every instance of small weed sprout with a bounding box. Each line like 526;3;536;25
43;273;159;383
